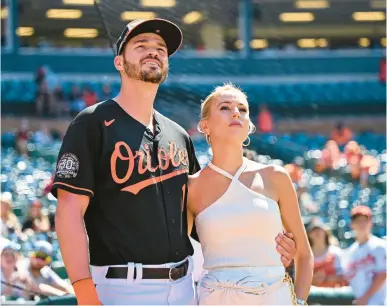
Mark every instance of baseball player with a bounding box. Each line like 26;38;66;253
51;18;297;305
342;206;387;305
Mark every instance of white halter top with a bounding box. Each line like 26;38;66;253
195;158;284;270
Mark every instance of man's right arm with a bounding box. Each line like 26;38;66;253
50;110;102;305
56;189;90;282
56;189;101;305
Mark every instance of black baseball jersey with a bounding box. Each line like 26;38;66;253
51;99;201;266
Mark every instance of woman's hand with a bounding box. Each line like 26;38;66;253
275;232;296;267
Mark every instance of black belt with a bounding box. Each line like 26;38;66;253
105;259;189;281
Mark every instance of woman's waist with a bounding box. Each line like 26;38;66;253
202;249;283;271
206;265;286;281
200;266;289;293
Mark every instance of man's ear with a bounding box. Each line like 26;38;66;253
114;55;124;72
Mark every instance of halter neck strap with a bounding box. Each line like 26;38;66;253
208;159;246;181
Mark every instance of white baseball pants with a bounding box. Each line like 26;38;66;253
91;256;197;305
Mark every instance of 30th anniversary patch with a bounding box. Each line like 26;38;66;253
56;153;79;178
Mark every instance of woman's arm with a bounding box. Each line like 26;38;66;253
186;177;195;236
187;208;194;236
274;166;314;301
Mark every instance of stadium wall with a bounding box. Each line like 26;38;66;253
1;116;385;136
1;50;383;74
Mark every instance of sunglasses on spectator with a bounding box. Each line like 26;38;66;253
32;251;52;263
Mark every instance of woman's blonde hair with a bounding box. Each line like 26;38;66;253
198;83;256;138
1;197;22;234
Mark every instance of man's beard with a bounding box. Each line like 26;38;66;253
123;57;168;84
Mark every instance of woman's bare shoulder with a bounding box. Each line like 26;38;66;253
188;168;204;188
245;158;281;172
245;159;289;180
187;168;211;208
188;166;214;190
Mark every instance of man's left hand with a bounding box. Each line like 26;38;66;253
275;232;296;267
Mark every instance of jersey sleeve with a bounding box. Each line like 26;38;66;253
51;113;101;198
373;245;387;273
187;137;201;175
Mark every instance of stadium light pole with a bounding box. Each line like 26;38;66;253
239;0;252;58
8;0;19;53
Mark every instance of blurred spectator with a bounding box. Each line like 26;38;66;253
359;155;380;188
17;241;73;296
34;66;59;117
344;141;380;188
47;206;56;232
36;81;55;117
68;85;85;116
256;103;273;133
1;196;22;238
34;66;46;89
1;242;35;300
379;58;386;83
307;218;347;288
15;119;31;155
83;86;98;107
43;66;59;94
315;140;342;173
330;122;353;147
284;158;319;214
342;206;386;305
101;83;112;101
344;141;362;171
22;201;50;234
53;86;69;117
1;237;11;253
296;185;318;214
34;124;54;147
284;157;304;185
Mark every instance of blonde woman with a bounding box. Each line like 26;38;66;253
1;197;22;238
187;84;313;305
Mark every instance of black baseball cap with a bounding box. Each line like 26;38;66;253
116;18;183;57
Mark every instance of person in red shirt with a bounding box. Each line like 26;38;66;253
307;218;347;288
330;122;353;147
256;103;273;133
83;87;98;107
